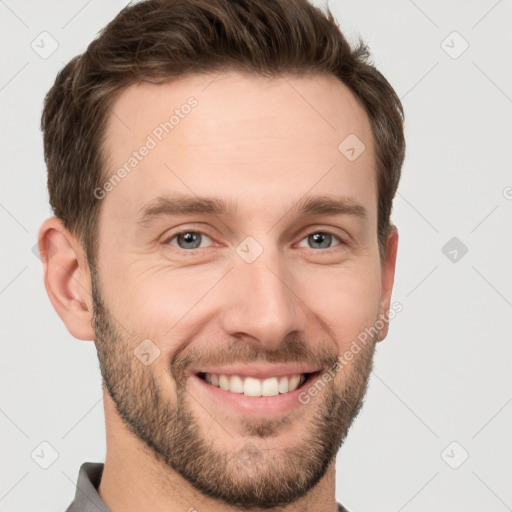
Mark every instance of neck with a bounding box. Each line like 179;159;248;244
98;392;339;512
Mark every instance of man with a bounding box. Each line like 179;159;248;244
38;0;405;510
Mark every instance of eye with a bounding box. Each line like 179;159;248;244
163;229;345;252
297;230;344;250
165;230;213;250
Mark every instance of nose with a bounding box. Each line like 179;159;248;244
219;244;308;350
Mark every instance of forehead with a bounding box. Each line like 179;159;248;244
100;71;377;225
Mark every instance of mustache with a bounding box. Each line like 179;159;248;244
170;334;340;383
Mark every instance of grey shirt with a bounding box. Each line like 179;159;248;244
66;462;351;512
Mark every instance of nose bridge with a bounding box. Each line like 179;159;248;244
220;239;305;348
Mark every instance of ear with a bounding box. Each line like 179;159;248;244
37;217;95;340
376;225;399;342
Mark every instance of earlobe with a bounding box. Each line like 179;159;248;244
37;217;95;341
377;225;399;342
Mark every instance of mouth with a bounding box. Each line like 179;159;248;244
196;371;320;397
189;370;323;417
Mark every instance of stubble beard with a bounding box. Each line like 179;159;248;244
90;267;377;509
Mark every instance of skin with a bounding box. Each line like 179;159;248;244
39;71;398;512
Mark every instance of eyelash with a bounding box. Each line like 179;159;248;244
163;229;347;252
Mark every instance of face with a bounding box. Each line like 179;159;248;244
90;71;396;508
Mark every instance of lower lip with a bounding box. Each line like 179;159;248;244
188;372;322;417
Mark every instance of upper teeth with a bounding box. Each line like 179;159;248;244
203;373;306;396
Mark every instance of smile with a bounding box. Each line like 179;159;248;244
198;372;311;397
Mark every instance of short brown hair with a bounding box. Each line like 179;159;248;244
42;0;405;265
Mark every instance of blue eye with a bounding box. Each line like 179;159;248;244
166;231;213;250
298;231;343;250
164;229;344;252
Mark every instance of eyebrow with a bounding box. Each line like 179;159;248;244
136;192;367;227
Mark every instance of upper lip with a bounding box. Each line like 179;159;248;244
191;363;321;379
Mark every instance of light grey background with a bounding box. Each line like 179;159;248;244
1;1;511;511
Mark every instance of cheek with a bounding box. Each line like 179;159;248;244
303;265;382;349
110;264;225;340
